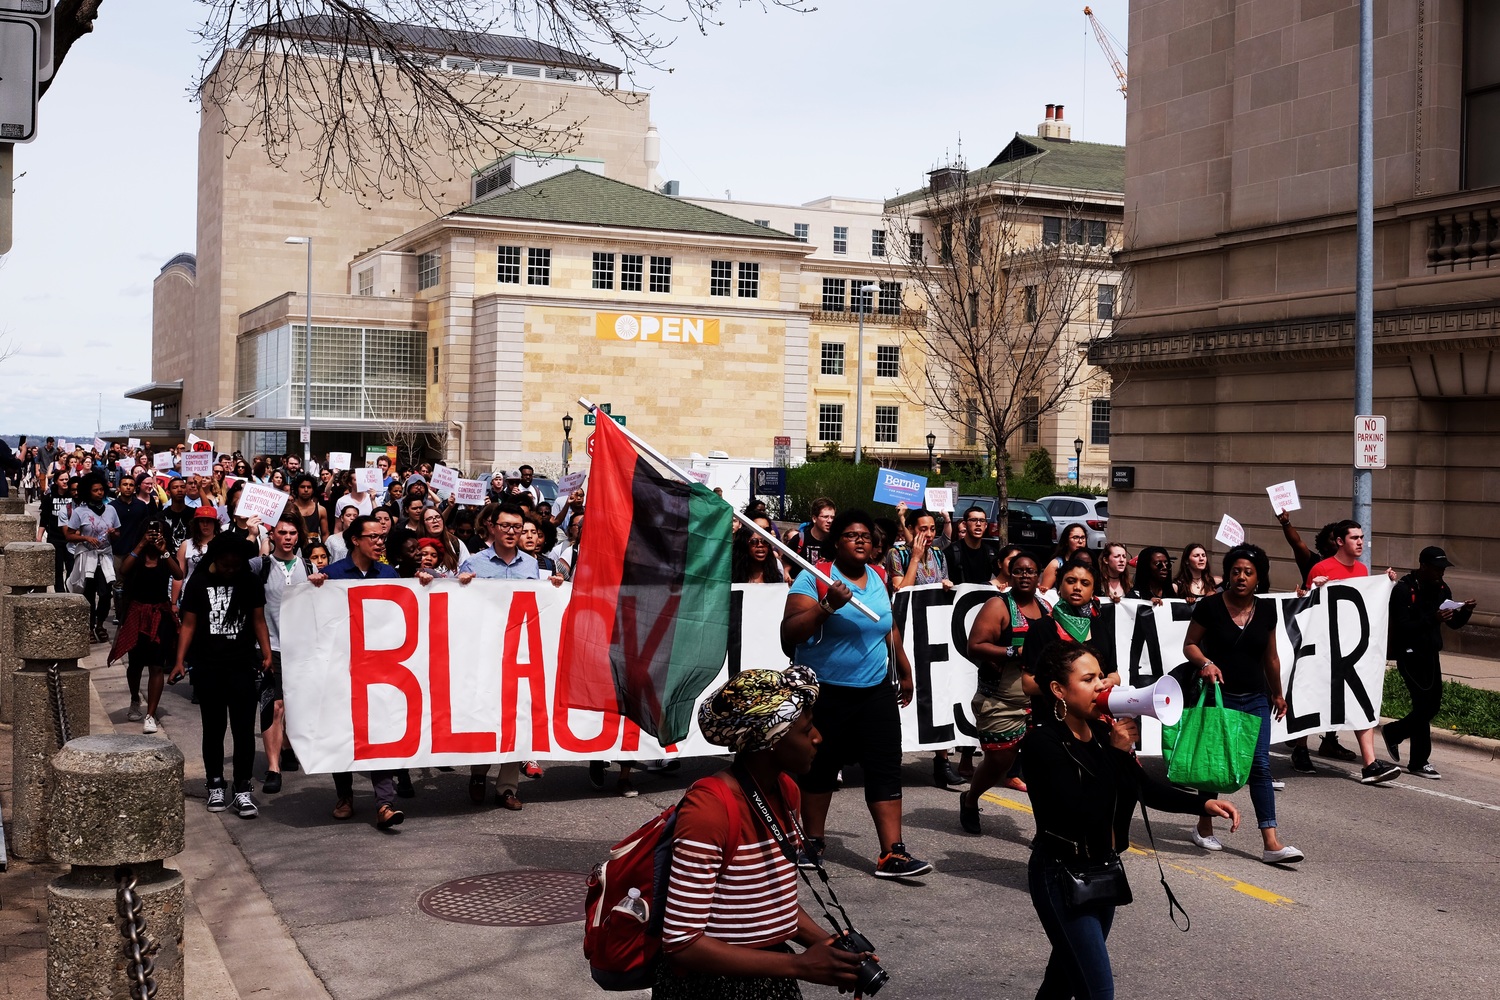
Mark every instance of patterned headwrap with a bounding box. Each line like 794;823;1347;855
698;665;820;754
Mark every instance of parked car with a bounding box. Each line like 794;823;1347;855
955;494;1057;564
1037;494;1109;550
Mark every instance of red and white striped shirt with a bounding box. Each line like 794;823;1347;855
661;778;802;953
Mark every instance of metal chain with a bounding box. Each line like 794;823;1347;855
115;867;159;1000
45;660;72;748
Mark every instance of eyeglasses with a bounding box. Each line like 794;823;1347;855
357;534;386;543
966;517;987;524
1011;567;1039;577
840;532;872;542
494;524;523;533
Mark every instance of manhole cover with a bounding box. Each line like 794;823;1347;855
418;870;586;927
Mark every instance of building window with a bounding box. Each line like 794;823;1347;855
833;226;849;254
497;245;521;284
966;218;982;258
1097;284;1115;321
592;252;615;290
432;346;440;384
710;260;733;296
965;397;979;445
1024;285;1038;322
821;277;846;312
874;405;899;444
1467;0;1500;188
820;341;845;376
871;229;886;257
1091;398;1111;446
877;281;901;316
649;256;672;293
818;403;844;441
909;231;924;260
1042;216;1061;246
527;248;551;286
417;251;441;290
357;269;374;296
622;254;644;292
1021;395;1040;445
939;223;953;262
794;222;809;242
754;219;771;228
851;281;875;314
1088;220;1107;246
876;344;899;379
737;262;760;298
967;291;980;327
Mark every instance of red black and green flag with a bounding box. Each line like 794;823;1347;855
558;414;734;745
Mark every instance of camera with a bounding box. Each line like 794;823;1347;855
832;928;889;995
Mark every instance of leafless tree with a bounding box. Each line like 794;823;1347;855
377;413;423;467
885;157;1117;542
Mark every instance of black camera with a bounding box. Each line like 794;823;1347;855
832;928;889;995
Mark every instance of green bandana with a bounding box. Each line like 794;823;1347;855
1052;604;1093;644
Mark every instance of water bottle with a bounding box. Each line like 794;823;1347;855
611;887;649;923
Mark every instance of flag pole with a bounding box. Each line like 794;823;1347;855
579;397;881;622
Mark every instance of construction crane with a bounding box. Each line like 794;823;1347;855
1084;6;1128;99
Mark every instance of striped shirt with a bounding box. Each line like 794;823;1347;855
661;778;802;954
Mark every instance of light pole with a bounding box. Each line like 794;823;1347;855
1074;436;1084;484
284;236;313;469
853;282;880;464
926;431;936;474
561;413;574;476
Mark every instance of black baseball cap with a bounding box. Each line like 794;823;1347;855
1418;546;1453;567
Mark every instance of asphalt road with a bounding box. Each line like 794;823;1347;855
92;663;1500;1000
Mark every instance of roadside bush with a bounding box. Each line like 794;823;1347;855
1022;447;1057;486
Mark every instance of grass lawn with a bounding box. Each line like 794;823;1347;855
1382;668;1500;741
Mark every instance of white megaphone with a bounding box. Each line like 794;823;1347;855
1095;675;1183;727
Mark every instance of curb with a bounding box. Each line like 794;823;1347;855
1379;716;1500;757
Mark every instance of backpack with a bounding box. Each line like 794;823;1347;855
584;773;792;991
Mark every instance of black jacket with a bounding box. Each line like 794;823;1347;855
1022;716;1208;865
1389;572;1472;655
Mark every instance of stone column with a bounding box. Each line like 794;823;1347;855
9;592;91;861
0;497;24;514
0;511;37;613
47;735;186;1000
1;541;54;723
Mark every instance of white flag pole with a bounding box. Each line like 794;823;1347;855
578;397;880;622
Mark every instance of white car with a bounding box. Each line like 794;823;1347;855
1038;494;1109;550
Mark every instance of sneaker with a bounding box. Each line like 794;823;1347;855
332;797;354;821
522;761;545;779
1289;746;1317;774
875;842;933;879
262;770;282;794
126;702;143;722
1318;736;1358;762
231;791;259;819
641;759;681;774
588;761;607;790
959;791;981;835
1382;726;1402;763
796;836;826;871
280;748;300;772
141;714;158;735
376;803;404;829
617;777;639;798
1360;760;1401;785
395;771;416;799
1409;763;1442;780
206;785;228;812
1191;828;1224;852
1271;779;1286;790
1262;845;1305;865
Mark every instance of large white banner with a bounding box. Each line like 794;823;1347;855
281;578;1393;773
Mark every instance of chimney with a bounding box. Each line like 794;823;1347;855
1037;102;1072;142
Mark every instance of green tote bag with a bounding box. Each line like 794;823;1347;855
1162;683;1261;793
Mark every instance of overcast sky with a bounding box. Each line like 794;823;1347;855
0;0;1128;436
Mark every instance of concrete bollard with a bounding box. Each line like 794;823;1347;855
10;592;91;861
2;541;55;723
0;511;37;606
0;497;25;514
47;735;185;1000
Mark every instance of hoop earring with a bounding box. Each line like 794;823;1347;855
1053;699;1067;722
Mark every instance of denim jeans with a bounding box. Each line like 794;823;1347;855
1028;853;1116;1000
1220;690;1276;829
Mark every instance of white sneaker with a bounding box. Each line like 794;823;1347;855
1191;828;1224;852
142;714;159;735
1262;845;1305;865
1271;779;1286;790
127;703;143;722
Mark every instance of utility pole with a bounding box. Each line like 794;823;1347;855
1353;0;1374;567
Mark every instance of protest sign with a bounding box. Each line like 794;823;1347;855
686;469;711;484
117;459;133;472
924;487;955;513
1215;513;1245;547
429;464;460;495
127;437;141;450
58;440;70;453
354;467;381;493
557;471;587;494
92;437;107;453
1267;480;1301;513
181;452;213;477
280;579;1393;772
153;452;174;472
236;482;289;524
454;478;488;506
874;468;927;506
328;452;352;471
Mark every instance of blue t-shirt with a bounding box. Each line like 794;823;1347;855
788;565;893;689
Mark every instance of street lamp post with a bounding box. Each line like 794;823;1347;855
561;413;574;476
1074;436;1084;483
284;236;313;469
853;282;880;464
926;431;936;474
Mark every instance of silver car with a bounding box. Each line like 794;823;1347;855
1038;494;1109;550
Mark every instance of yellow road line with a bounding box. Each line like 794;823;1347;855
980;792;1295;907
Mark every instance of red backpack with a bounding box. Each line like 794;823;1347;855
584;776;741;991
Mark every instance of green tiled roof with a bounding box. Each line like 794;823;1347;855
887;134;1124;209
454;169;794;240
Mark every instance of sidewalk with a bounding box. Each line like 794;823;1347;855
1436;651;1500;694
